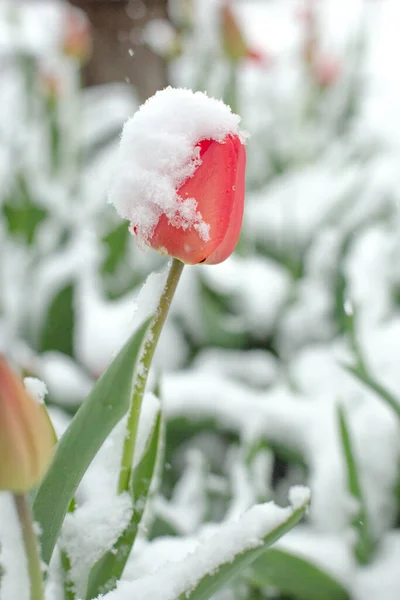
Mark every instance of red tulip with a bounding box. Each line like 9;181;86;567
0;357;55;493
146;133;246;265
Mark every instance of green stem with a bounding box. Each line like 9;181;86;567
118;258;184;493
14;494;45;600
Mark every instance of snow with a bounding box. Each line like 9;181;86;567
225;449;257;520
109;87;244;246
75;251;168;377
60;493;132;599
96;489;309;600
156;449;208;535
193;347;278;388
202;255;291;339
245;162;361;252
0;493;30;600
353;532;400;600
37;352;93;406
23;376;47;404
0;1;62;58
288;485;311;511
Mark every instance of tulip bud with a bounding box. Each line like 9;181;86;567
109;88;247;266
0;357;55;493
221;3;248;62
149;134;246;265
62;4;92;64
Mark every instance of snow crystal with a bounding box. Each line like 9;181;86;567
96;493;309;600
24;376;48;404
109;87;243;246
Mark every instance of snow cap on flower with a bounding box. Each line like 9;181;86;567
109;87;247;265
0;357;55;493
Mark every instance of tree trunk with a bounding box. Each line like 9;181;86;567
69;0;169;101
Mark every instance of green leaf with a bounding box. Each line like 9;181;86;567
101;222;130;277
179;495;309;600
85;409;164;599
100;223;142;300
40;283;75;356
33;319;151;565
3;174;48;245
333;234;354;335
61;548;76;600
337;404;375;564
247;548;350;600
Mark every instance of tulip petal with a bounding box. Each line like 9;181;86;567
205;134;246;264
0;358;55;492
150;135;243;265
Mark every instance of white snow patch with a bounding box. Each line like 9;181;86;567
0;493;30;600
288;485;311;511
37;352;93;406
203;255;291;339
193;348;278;388
23;376;48;404
96;493;309;600
156;449;208;535
352;532;400;600
61;493;132;599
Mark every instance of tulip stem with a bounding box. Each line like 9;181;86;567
118;258;184;494
14;493;45;600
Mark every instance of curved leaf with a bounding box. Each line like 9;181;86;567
33;319;151;565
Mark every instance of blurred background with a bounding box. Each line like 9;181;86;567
2;0;400;598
